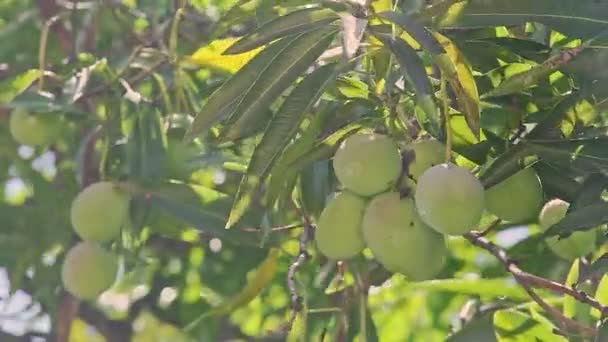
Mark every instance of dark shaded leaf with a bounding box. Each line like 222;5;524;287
220;26;339;141
447;313;497;342
478;143;536;188
145;182;262;246
437;0;608;40
572;174;608;210
183;36;296;142
226;63;339;228
374;32;440;134
543;202;608;238
580;254;608;284
126;106;168;186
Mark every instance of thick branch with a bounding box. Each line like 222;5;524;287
465;232;602;337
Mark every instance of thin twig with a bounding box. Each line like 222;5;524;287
464;232;602;337
285;218;314;331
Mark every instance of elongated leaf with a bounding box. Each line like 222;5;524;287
562;259;580;319
572;174;608;210
483;46;585;98
145;183;261;246
184;248;279;331
409;278;528;300
186;37;265;73
493;309;567;342
183;37;295;142
225;7;340;54
220;27;338;141
435;32;480;137
126;107;167;186
378;11;445;54
478;143;535;189
438;0;608;40
447;314;497;342
379;11;480;137
544;202;608;237
0;69;41;104
226;63;339;228
266;121;364;208
374;33;440;134
265;102;339;208
528;138;608;173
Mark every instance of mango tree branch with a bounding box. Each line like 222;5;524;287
464;231;603;337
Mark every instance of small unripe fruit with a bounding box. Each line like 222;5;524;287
485;168;544;223
415;163;484;235
61;242;118;300
315;191;366;259
9;108;62;146
539;199;597;260
404;139;445;181
362;192;446;280
70;182;130;242
333;133;402;196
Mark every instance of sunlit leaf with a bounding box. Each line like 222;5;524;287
186;37;265;73
435;32;480;136
493;309;567;342
0;69;41;104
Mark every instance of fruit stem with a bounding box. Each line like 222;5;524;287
440;74;452;162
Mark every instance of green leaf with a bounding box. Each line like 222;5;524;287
266;120;364;208
408;278;529;300
378;11;445;54
374;33;440;134
378;12;480;137
299;159;333;219
437;0;608;40
145;182;261;246
183;36;295;142
572;174;608;210
562;259;580;319
435;32;481;138
265;101;338;208
126;106;168;186
225;7;340;54
0;69;41;105
225;63;339;229
528;138;608;173
543;202;608;238
478;143;536;189
482;47;585;98
220;26;338;141
493;309;568;342
447;313;498;342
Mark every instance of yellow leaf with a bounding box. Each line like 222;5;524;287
69;319;106;342
185;38;264;73
434;32;480;138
